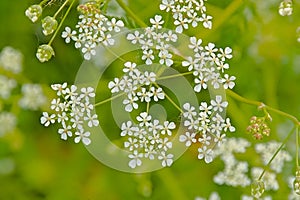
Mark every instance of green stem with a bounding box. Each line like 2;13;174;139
153;83;182;113
53;0;70;18
94;92;125;107
115;0;147;28
297;125;299;167
258;126;296;180
157;71;193;81
226;90;299;124
48;0;76;46
40;0;49;6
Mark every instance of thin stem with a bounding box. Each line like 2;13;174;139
157;71;193;81
115;0;147;28
48;0;76;46
153;83;182;113
94;92;125;107
40;0;49;6
297;125;299;167
226;90;299;124
258;126;296;180
53;0;70;18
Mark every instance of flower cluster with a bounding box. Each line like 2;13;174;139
127;15;178;67
159;0;212;32
246;116;271;140
19;84;47;110
183;37;235;92
120;112;176;168
40;83;99;145
279;0;293;16
0;46;23;74
108;61;165;112
180;95;235;163
213;138;251;187
62;2;124;60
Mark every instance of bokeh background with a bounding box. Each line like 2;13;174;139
0;0;300;199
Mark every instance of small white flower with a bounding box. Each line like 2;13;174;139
123;94;139;112
198;146;213;163
58;123;72;140
40;112;56;127
211;95;228;112
84;112;99;127
128;150;143;168
161;121;176;135
179;132;197;147
150;15;164;29
158;152;173;167
222;74;236;89
61;26;77;43
189;37;203;52
74;129;91;145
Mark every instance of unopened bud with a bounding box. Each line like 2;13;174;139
36;44;55;62
42;16;58;36
251;180;265;199
25;4;43;23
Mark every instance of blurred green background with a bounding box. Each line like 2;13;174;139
0;0;300;199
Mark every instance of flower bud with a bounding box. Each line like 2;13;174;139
293;177;300;195
36;45;55;62
279;0;293;16
25;4;43;23
42;16;58;36
251;180;265;199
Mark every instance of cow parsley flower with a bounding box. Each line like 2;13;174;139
61;2;124;60
40;83;99;145
127;15;177;67
159;0;212;32
0;46;23;74
121;112;176;168
19;84;46;110
108;61;165;113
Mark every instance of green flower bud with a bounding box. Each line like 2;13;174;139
25;4;43;23
251;180;265;199
36;45;55;63
42;16;58;36
279;0;293;16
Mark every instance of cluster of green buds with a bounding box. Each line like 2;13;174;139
25;0;76;62
293;168;300;195
77;1;102;15
279;0;293;16
246;115;271;140
251;180;265;199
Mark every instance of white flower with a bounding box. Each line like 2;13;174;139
158;151;173;167
19;84;46;110
159;0;175;12
158;50;173;67
84;112;99;127
0;46;23;74
174;14;189;33
211;95;228;112
199;13;212;29
40;112;56;127
161;121;176;135
51;82;67;96
150;87;165;102
179;132;197;147
198;146;213;163
189;37;203;52
142;49;155;65
150;15;164;29
128;150;143;168
222;74;236;89
123;61;137;75
194;73;208;92
74;129;91;145
123;94;139;112
107;18;124;32
182;103;197;118
127;31;145;44
136;112;151;126
58;123;72;140
108;78;124;93
61;26;77;43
